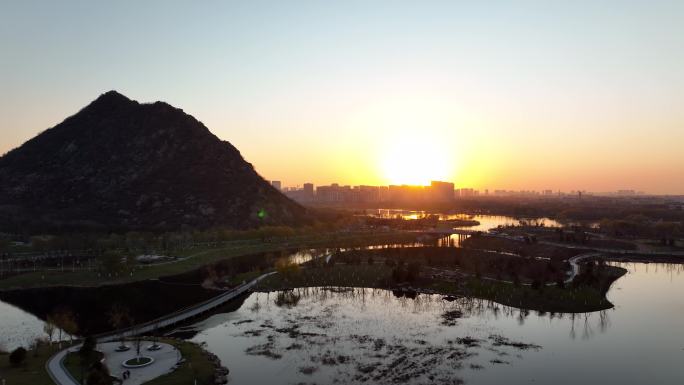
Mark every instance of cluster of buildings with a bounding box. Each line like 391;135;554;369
275;181;459;204
272;180;651;205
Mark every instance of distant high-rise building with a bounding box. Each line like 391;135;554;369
617;190;636;196
303;183;314;201
271;180;282;190
378;186;389;202
358;185;381;202
316;183;347;202
388;185;426;203
429;181;454;202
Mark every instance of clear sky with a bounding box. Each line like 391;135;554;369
1;1;683;193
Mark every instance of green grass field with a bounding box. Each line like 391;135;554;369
144;339;216;385
63;349;106;384
0;232;416;290
257;262;625;313
453;277;620;313
0;344;62;385
0;336;277;385
256;264;393;290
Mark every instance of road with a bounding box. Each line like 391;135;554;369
539;240;684;257
426;251;601;287
565;252;602;283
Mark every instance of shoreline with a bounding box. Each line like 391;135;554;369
254;263;629;314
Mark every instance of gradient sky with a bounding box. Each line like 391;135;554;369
2;1;683;193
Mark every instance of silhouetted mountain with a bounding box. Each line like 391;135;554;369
0;91;308;232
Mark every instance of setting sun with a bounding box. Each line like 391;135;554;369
380;135;454;186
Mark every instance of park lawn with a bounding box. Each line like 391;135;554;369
62;340;215;385
224;269;268;287
0;344;62;385
63;350;107;385
257;262;626;313
634;238;684;253
457;278;616;313
256;264;394;291
428;264;627;313
143;339;216;385
0;231;416;290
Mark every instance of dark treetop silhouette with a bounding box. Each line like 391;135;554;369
0;91;307;232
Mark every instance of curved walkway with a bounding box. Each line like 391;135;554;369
565;252;602;283
426;251;601;287
46;347;78;385
46;271;276;385
102;342;179;384
46;341;179;385
95;272;275;342
539;240;684;257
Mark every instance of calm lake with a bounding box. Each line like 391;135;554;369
0;300;55;351
186;262;684;385
366;210;564;231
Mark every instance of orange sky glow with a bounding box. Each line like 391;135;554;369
1;1;683;194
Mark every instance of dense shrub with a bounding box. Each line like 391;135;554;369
80;336;97;356
9;347;27;367
86;361;111;385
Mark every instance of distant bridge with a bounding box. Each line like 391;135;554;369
93;272;276;342
412;229;480;236
46;272;277;385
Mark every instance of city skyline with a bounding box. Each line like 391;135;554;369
274;179;652;197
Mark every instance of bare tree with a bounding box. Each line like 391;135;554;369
30;337;43;357
51;308;78;349
132;326;143;360
43;316;56;345
150;321;162;350
55;310;79;346
108;304;131;349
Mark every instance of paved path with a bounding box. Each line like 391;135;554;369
46;271;276;385
565;252;602;283
539;240;684;257
46;346;78;385
101;341;180;385
46;341;180;385
94;272;276;342
426;251;601;287
412;229;480;236
44;249;339;385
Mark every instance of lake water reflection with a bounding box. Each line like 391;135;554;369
0;301;55;351
189;262;684;385
366;210;564;230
